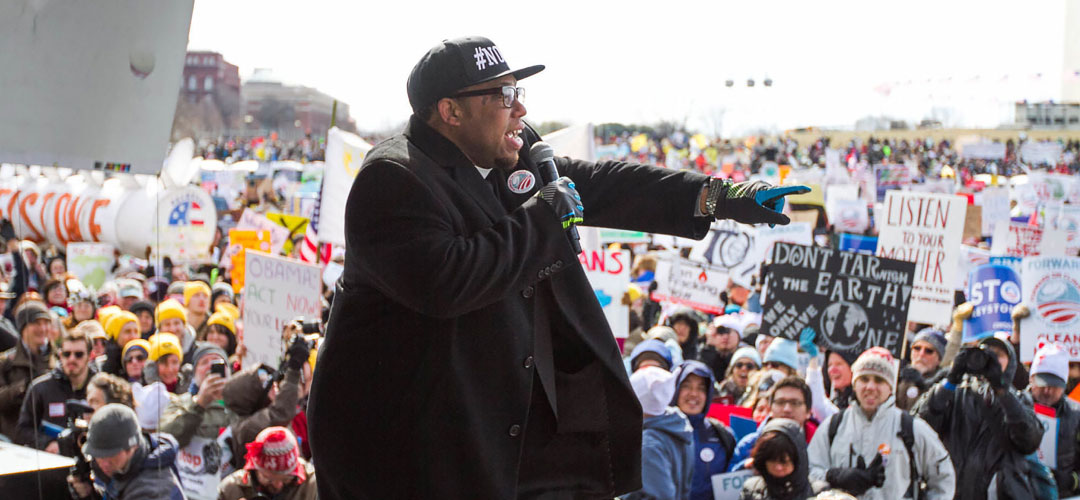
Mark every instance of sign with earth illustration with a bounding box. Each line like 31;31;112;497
762;242;916;358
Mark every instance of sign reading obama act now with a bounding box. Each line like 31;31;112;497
876;191;966;324
242;251;322;369
762;242;915;358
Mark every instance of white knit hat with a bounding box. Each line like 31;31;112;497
851;347;897;393
133;382;171;431
630;366;676;416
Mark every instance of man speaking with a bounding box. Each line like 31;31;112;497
308;36;807;499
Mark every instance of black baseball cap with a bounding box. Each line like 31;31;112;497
407;36;544;114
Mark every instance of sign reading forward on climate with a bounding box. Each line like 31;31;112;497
763;242;915;357
1020;257;1080;362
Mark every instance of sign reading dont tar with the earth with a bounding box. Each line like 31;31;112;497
762;242;916;358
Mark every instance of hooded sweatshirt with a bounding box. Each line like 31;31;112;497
623;407;694;500
740;418;824;500
912;337;1042;500
93;432;185;500
672;360;736;500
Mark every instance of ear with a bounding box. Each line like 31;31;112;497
437;98;462;127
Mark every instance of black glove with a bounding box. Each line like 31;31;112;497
867;453;886;488
285;336;311;371
982;351;1005;389
826;456;877;496
710;179;809;226
949;347;980;385
1054;469;1079;495
536;177;584;229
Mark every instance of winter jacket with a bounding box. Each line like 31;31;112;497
93;432;185;500
729;417;819;472
223;365;301;469
158;386;237;500
15;365;94;449
740;418;828;500
0;341;54;439
1022;391;1080;497
808;397;955;499
911;338;1043;500
217;459;317;500
0;316;17;353
624;407;695;500
672;360;736;500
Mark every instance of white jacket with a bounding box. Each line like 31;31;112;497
807;397;955;500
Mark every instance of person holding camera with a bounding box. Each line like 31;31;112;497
912;335;1043;499
67;403;185;500
223;328;309;470
16;325;97;453
218;426;317;500
157;342;234;500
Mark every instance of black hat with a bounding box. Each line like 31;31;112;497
16;301;51;333
407;36;544;114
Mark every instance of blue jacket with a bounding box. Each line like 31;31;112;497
672;360;735;500
625;407;694;500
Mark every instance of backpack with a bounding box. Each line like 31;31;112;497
828;410;924;499
706;417;738;462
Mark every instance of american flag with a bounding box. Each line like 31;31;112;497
299;223;331;265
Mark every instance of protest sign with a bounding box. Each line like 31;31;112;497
711;469;754;500
66;243;114;289
762;242;915;357
961;142;1006;160
320;127;374;247
876;191;967;324
1046;203;1080;256
652;256;728;314
874;164;911;201
1034;404;1058;469
264;212;310;255
237;209;291;255
963;206;982;241
957;246;991;291
579;249;630;339
688;221;813;288
1020;257;1080;362
978;187;1010;236
838;233;877;254
225;230;272;293
596;229;650;244
826;197;869;233
991;222;1043;257
963;265;1022;343
1021;142;1063;165
1029;172;1080;205
242;251;322;369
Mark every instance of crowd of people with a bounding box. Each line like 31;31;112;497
0;237;318;500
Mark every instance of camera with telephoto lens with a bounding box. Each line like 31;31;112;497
59;400;95;494
293;316;321;335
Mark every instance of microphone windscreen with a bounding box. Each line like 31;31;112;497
529;141;554;164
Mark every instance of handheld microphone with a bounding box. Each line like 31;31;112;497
529;141;581;254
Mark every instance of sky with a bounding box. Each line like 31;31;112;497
186;0;1070;136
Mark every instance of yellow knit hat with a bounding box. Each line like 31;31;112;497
147;333;182;362
104;311;138;341
155;299;188;327
123;338;151;359
96;305;122;330
184;281;212;306
216;302;240;320
206;311;236;335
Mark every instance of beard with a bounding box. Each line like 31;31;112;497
494;151;519;171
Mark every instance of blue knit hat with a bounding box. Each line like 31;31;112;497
763;338;799;372
630;339;673;372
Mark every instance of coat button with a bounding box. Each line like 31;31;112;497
523;356;534;369
522;286;534;298
553;260;563;269
508;424;522;437
537;270;546;279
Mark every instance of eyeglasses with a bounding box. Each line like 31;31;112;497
60;350;86;359
452;85;525;108
125;354;147;363
771;398;805;409
732;362;757;370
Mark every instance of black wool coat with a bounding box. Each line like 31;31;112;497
308;116;711;499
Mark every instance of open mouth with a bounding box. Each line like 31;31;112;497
505;127;523;150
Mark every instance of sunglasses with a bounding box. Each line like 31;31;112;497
60;350;86;359
732;362;757;370
125;354;147;363
763;361;787;370
452;85;525;108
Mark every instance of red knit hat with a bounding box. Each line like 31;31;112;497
244;427;306;482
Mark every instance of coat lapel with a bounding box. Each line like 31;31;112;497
404;117;505;221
